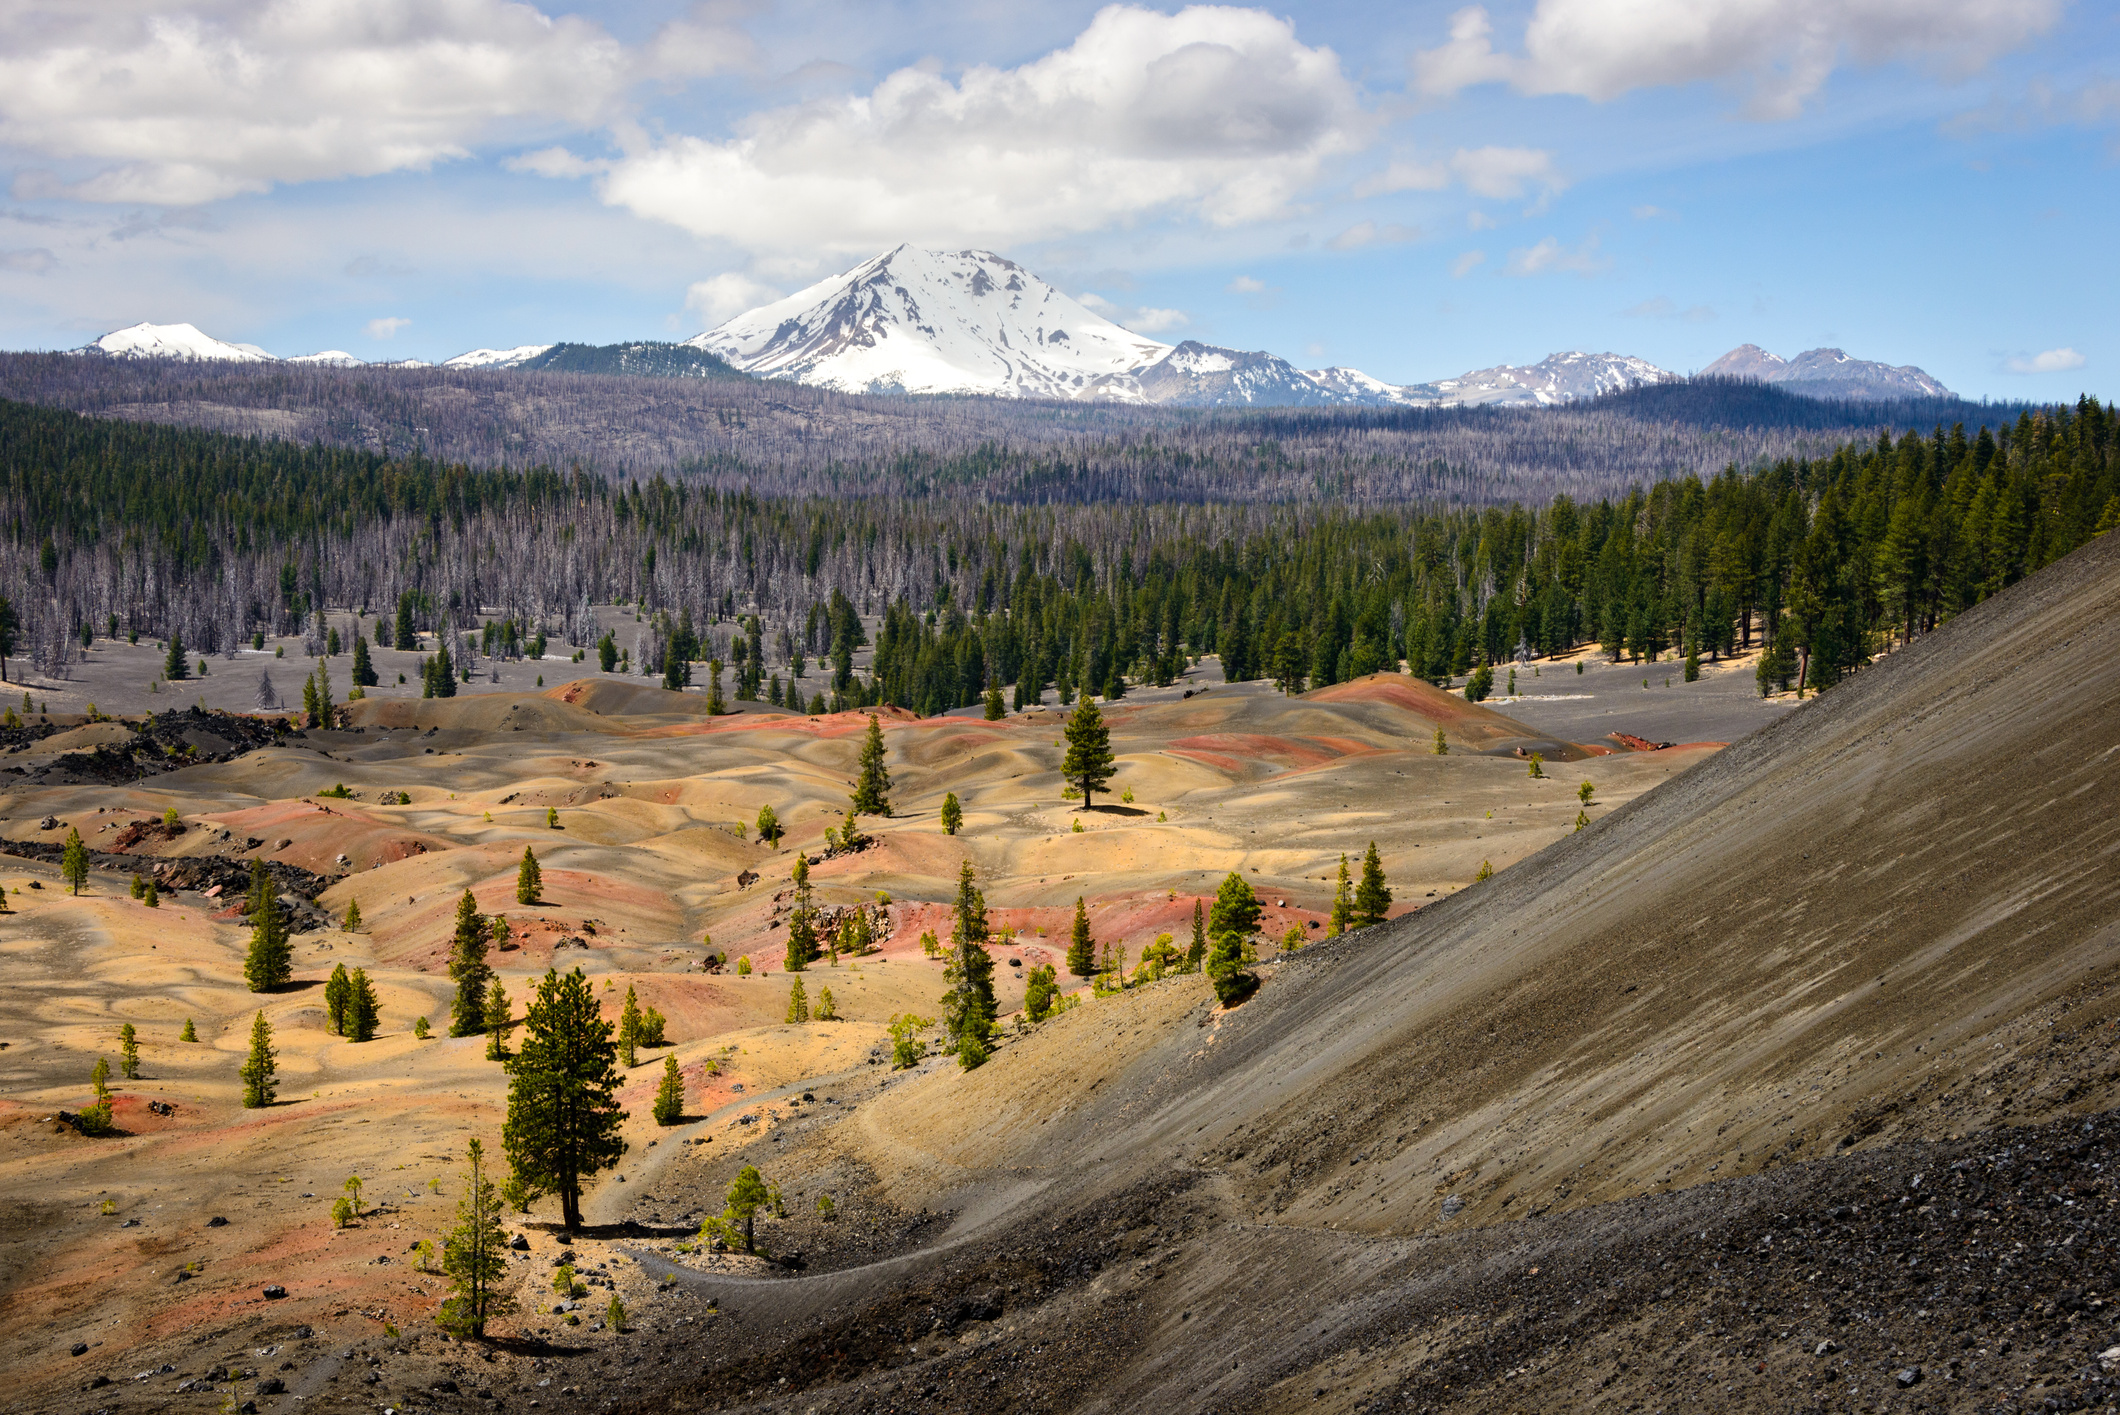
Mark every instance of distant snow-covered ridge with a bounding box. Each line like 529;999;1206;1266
62;266;1952;407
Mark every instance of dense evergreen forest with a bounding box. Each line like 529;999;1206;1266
1;393;2111;711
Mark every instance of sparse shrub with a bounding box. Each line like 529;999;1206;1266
130;874;146;900
180;1018;197;1043
1475;860;1494;882
413;1016;431;1039
1280;923;1304;953
888;1013;932;1069
1527;753;1545;778
816;986;838;1020
330;1196;354;1229
1578;779;1595;805
1023;964;1059;1021
1432;727;1448;756
606;1294;627;1332
815;1193;836;1217
119;1023;139;1079
735;955;752;976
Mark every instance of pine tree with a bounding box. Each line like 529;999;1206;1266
516;847;542;905
852;713;892;815
1186;899;1207;973
1061;697;1115;808
503;967;626;1232
180;1018;197;1043
348;968;381;1041
815;986;838;1020
983;683;1005;720
485;977;511;1060
313;660;334;727
1432;727;1448;756
619;984;642;1066
1329;854;1353;937
164;630;187;681
434;642;457;697
444;890;492;1037
756;804;781;847
325;963;351;1035
301;672;319;726
61;826;88;894
1065;897;1096;977
652;1055;684;1125
940;792;962;836
243;860;292;991
1209;871;1261;941
637;1004;667;1047
1024;964;1059;1021
351;633;376;687
784;853;818;971
395;595;416;651
713;1165;773;1254
437;1138;516;1339
785;976;809;1024
941;859;995;1068
1353;841;1391;928
119;1022;140;1079
1527;752;1545;778
1207;928;1258;1007
343;896;362;931
240;1011;277;1108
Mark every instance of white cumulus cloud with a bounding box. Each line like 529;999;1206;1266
2006;346;2085;374
1415;0;2062;119
1078;291;1189;334
1354;146;1562;200
686;272;782;325
366;315;410;338
1450;250;1485;278
0;0;742;204
583;5;1369;259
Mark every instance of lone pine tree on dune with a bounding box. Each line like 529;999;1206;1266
1066;897;1096;977
653;1055;684;1125
325;963;351;1035
1354;841;1391;928
1329;854;1354;937
516;847;542;905
784;852;819;971
61;827;87;894
243;860;292;991
1062;696;1115;809
941;859;996;1070
504;966;625;1232
853;713;892;815
347;968;381;1041
448;890;492;1037
437;1138;516;1340
240;1011;277;1108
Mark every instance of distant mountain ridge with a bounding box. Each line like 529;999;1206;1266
1701;343;1950;399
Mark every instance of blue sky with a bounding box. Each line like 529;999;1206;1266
0;0;2112;397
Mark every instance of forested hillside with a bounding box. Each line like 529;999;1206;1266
1;395;2111;713
0;352;2016;503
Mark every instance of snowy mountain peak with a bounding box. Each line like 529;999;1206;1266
1701;344;1949;399
691;246;1173;400
79;321;275;362
287;350;365;366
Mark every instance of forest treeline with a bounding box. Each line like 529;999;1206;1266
1;394;2111;708
0;352;2019;504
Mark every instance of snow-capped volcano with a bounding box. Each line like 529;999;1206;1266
691;246;1173;400
79;321;275;362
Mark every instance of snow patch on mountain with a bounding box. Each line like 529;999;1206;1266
78;322;275;362
692;245;1172;400
441;344;555;370
1137;342;1343;407
287;350;365;366
1402;350;1671;407
1303;366;1424;406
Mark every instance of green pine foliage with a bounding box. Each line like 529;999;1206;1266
243;860;292;991
1353;841;1391;928
756;804;781;846
1209;871;1262;940
325;963;351;1036
347;968;381;1041
240;1011;277;1108
119;1023;139;1080
619;984;642;1065
652;1055;685;1126
852;713;892;815
1329;854;1353;937
785;976;809;1024
1065;897;1096;977
485;978;511;1060
516;847;542;905
1023;963;1060;1022
180;1018;197;1043
1061;696;1115;808
448;890;492;1037
939;792;962;836
437;1138;517;1339
503;967;626;1232
940;860;995;1068
784;852;818;971
61;826;88;894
